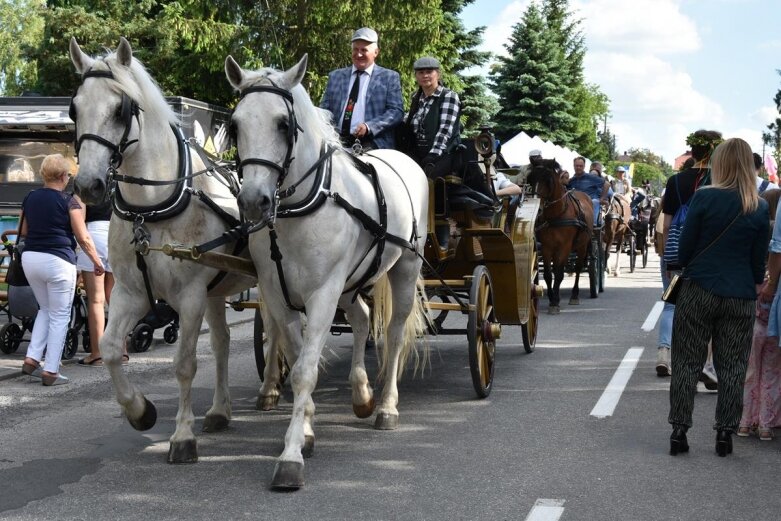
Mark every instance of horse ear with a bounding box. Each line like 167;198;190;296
117;37;133;67
282;54;308;89
69;37;94;74
225;55;244;90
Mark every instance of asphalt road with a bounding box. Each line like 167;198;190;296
0;252;779;521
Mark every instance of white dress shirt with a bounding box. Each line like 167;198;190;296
340;64;375;134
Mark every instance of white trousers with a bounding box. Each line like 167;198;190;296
22;251;76;373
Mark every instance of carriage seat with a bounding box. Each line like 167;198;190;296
446;183;496;220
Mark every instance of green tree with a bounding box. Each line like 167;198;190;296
570;83;610;160
763;70;781;164
0;0;45;95
490;3;575;144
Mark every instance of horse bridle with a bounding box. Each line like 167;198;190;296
70;68;141;170
234;82;300;188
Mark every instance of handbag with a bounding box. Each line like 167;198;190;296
662;211;741;304
5;213;28;287
662;273;682;304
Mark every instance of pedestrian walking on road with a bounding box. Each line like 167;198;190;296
668;138;769;457
20;154;105;386
739;194;781;440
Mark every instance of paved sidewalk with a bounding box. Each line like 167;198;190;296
0;303;256;382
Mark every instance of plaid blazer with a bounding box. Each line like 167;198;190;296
320;65;404;149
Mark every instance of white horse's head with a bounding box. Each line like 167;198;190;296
69;37;177;204
226;54;334;222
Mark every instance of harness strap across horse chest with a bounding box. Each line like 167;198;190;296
265;147;417;312
535;190;589;232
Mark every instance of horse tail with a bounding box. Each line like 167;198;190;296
371;274;430;381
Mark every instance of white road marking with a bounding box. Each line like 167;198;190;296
525;499;565;521
590;347;644;418
641;301;664;331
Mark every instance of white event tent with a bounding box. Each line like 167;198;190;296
500;131;590;171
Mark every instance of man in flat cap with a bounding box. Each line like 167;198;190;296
511;149;544;185
320;27;403;150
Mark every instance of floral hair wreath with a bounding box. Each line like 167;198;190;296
686;132;723;148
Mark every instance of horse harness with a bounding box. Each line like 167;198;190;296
70;66;248;316
235;82;420;312
535;189;590;233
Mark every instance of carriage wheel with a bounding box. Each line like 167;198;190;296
642;238;649;268
589;238;599;299
82;330;91;353
522;252;539;353
0;323;22;354
628;234;637;273
598;229;606;293
254;308;289;385
129;323;153;352
467;265;497;398
62;329;79;359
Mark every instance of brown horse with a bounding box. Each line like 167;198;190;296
603;196;633;276
528;160;594;314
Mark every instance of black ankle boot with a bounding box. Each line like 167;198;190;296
716;430;733;457
670;427;689;455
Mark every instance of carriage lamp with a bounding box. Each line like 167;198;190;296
474;127;495;158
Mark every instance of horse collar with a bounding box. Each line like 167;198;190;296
112;125;194;223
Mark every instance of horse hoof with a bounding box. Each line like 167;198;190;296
167;439;198;464
256;394;280;411
302;435;315;459
548;306;560;315
127;397;157;431
202;414;230;433
352;396;376;419
374;412;399;430
569;298;580;305
270;461;305;491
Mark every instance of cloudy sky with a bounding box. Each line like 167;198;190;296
460;0;781;163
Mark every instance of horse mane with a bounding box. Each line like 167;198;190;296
87;51;179;134
235;68;342;149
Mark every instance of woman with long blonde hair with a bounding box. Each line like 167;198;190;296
668;138;769;457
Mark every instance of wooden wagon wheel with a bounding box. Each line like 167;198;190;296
628;233;637;273
521;248;540;353
467;265;499;398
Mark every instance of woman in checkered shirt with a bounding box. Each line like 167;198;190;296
404;56;461;179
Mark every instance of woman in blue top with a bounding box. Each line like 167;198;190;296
20;154;104;386
668;138;769;457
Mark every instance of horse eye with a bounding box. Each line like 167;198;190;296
114;104;123;119
277;119;289;133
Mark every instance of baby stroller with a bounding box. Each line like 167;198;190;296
126;300;180;352
0;284;86;360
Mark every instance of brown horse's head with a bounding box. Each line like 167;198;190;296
527;159;562;200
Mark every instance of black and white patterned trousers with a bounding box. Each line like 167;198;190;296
668;279;755;432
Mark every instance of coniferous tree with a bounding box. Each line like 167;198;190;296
490;3;575;143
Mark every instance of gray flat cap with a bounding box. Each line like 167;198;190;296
529;149;542;157
352;27;378;43
414;56;441;70
615;165;626;172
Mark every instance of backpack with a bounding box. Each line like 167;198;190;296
662;175;688;266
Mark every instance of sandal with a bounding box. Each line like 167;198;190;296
758;428;773;441
122;354;130;365
22;361;42;378
78;356;103;367
41;372;69;386
737;426;752;437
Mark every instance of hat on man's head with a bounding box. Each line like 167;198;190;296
529;149;542;157
615;166;626;172
352;27;378;43
414;56;441;70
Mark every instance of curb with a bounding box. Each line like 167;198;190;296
0;316;256;383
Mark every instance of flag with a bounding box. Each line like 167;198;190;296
765;153;778;184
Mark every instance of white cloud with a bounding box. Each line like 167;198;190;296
728;127;765;154
750;105;780;126
481;1;530;58
576;0;700;54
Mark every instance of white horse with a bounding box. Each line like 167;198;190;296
69;37;255;463
225;55;429;489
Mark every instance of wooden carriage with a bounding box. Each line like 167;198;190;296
421;129;542;398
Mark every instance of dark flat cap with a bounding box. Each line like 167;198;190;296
413;56;441;70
